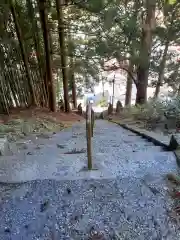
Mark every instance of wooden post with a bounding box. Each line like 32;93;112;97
91;107;95;137
112;74;115;108
86;103;92;170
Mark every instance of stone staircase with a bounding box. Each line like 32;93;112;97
0;120;177;183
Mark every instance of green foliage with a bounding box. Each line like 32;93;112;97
168;0;176;4
122;97;180;130
123;102;164;122
96;98;108;107
104;7;118;29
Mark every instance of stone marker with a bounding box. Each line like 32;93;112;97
0;137;11;156
169;135;180;150
99;110;108;119
77;103;83;115
108;103;113;115
169;134;180;167
116;100;123;114
58;99;64;111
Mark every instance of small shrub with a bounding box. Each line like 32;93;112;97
97;98;108;107
121;97;180;131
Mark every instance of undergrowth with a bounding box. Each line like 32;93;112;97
0;118;65;141
120;97;180;131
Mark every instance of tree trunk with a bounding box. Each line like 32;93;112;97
26;0;48;106
177;84;180;96
69;50;77;108
136;0;156;104
0;70;9;114
124;0;139;106
67;23;77;109
125;59;133;106
154;40;169;98
56;0;70;112
71;62;77;109
10;1;36;106
47;0;54;57
136;70;148;104
38;0;56;112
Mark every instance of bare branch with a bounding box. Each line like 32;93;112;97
103;63;137;86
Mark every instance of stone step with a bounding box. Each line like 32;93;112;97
132;145;164;152
93;145;164;154
93;136;155;144
0;150;176;183
97;151;177;178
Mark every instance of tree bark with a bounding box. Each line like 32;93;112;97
38;0;56;112
10;1;36;106
154;6;176;99
136;70;148;104
154;40;169;98
26;0;48;106
125;59;133;106
71;66;77;109
67;23;77;109
69;54;77;109
124;0;139;106
136;0;156;104
56;0;70;112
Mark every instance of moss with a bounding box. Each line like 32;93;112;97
167;173;180;185
0;118;66;141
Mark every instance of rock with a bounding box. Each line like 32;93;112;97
94;112;101;119
16;142;28;150
100;110;108;119
66;188;71;194
88;231;105;240
167;173;180;185
27;152;33;155
21;121;32;135
77;103;83;115
146;115;165;131
37;133;50;139
175;149;180;167
56;144;65;149
4;227;11;233
0;137;12;156
40;200;49;212
108;103;113;115
116;101;123;114
58;99;64;111
24;224;29;229
169;135;180;150
165;117;177;130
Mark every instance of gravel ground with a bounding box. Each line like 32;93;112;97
0;120;179;239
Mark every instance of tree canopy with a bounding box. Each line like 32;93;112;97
0;0;180;113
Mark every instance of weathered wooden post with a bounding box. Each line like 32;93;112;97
91;107;95;137
86;102;93;170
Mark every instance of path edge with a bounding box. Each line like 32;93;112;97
109;120;169;147
109;119;180;167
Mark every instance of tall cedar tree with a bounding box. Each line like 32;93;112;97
38;0;56;112
10;0;37;106
56;0;70;112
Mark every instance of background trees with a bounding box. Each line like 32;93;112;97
0;0;180;114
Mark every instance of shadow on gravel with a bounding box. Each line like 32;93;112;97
64;148;86;154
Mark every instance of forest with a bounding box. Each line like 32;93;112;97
0;0;179;115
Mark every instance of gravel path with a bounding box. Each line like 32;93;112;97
0;120;179;239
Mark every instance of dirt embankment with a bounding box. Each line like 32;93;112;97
0;107;84;140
